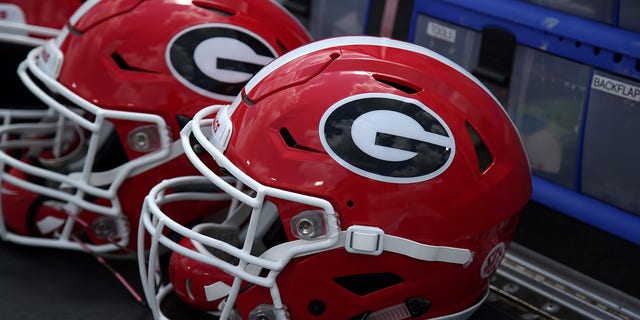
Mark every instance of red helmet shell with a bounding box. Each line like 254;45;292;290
58;0;311;141
170;235;236;310
1;0;82;32
201;37;531;318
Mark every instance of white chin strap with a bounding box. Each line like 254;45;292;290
190;208;471;319
196;225;471;308
340;225;472;265
253;225;472;266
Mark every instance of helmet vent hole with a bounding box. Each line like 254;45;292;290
373;74;419;94
334;272;403;296
185;278;195;300
111;52;152;72
280;127;298;148
276;39;288;54
346;200;355;208
279;128;320;152
465;121;493;173
192;1;234;16
242;92;255;106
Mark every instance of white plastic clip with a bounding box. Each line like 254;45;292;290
345;225;384;256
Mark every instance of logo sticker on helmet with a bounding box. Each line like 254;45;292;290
481;242;506;278
167;24;277;101
319;93;455;183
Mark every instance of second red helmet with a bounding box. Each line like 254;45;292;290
0;0;311;255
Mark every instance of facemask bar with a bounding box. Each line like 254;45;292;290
138;105;342;320
0;18;59;47
0;44;176;253
138;175;238;320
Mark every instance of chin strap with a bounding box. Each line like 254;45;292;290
340;225;472;265
197;224;472;320
255;225;472;266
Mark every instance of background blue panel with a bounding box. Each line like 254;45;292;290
410;0;640;80
409;0;640;245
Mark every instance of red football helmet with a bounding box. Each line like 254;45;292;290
139;36;532;319
0;0;311;255
0;0;82;46
0;0;83;108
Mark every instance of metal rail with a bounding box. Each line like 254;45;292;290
485;242;640;320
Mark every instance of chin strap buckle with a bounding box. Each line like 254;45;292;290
345;225;385;255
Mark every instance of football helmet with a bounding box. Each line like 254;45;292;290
0;0;82;46
0;0;311;255
0;1;83;109
139;36;532;319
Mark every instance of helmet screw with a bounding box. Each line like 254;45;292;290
133;131;149;149
249;304;277;320
193;143;204;154
92;217;118;240
296;218;315;237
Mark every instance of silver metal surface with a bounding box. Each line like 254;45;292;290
487;242;640;320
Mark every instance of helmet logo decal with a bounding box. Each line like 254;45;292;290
481;242;506;278
168;24;277;101
320;93;455;183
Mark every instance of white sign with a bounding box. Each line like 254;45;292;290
427;21;456;44
592;74;640;102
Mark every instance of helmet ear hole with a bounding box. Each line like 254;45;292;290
346;200;355;208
